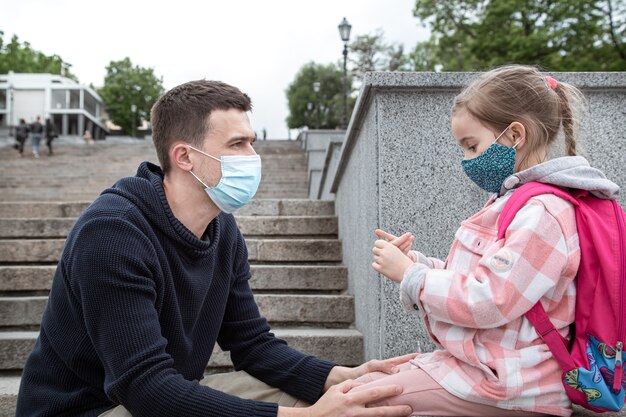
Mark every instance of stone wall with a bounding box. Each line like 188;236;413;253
299;130;346;200
330;71;626;360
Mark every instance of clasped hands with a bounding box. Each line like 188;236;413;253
372;229;416;283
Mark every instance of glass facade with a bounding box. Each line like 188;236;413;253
51;89;67;109
84;91;97;117
0;89;6;110
69;89;80;109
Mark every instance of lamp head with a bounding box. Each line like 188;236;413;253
338;17;352;42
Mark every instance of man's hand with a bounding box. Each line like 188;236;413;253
278;380;413;417
372;239;415;283
375;229;417;262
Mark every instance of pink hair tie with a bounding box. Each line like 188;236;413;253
545;75;558;91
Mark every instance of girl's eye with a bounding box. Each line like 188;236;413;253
468;145;476;152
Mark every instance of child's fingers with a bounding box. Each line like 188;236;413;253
390;232;411;244
375;229;397;241
374;239;389;249
399;236;415;252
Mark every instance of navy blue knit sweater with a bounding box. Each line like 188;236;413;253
16;162;335;416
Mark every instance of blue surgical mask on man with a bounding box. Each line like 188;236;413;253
460;125;520;193
188;145;262;213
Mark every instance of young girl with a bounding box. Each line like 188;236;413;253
359;65;620;417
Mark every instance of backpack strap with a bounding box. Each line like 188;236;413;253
497;182;578;240
498;182;578;371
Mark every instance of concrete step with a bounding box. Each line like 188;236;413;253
0;238;343;263
0;175;309;186
0;140;311;203
0;216;338;238
0;265;348;292
0;199;335;218
0;328;363;371
0;188;309;202
0;376;19;417
0;294;354;327
250;140;305;152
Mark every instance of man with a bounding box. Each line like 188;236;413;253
16;80;413;417
14;118;30;157
30;115;44;158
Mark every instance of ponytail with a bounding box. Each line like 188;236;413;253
554;82;582;157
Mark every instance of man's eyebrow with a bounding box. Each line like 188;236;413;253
227;135;256;144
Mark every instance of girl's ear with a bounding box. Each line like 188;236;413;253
170;142;194;172
509;121;526;148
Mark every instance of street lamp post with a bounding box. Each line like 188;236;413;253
337;17;352;130
130;104;137;138
313;81;321;129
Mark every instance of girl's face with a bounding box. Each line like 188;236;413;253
451;109;514;160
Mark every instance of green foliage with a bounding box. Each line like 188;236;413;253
412;0;626;71
98;58;164;136
0;31;77;80
285;62;354;129
349;30;412;84
286;31;410;129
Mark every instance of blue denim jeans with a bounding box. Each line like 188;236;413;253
31;133;42;155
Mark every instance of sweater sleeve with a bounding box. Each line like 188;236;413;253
400;200;572;329
70;217;279;417
217;230;335;404
409;250;445;269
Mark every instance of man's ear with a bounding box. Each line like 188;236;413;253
509;121;526;148
170;142;194;172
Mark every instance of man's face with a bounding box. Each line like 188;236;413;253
192;108;257;187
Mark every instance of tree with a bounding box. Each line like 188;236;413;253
411;0;626;71
0;31;77;80
98;58;164;136
285;62;354;129
349;30;412;87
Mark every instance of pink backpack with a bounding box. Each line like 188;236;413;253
498;181;625;412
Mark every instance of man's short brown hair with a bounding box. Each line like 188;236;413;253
150;80;252;173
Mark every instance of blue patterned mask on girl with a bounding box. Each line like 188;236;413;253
460;126;519;193
188;145;262;213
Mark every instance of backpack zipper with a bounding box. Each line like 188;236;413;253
613;201;624;393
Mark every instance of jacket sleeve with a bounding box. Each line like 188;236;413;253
400;200;573;329
409;250;445;269
71;218;279;417
217;230;335;404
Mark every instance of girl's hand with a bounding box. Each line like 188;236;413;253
375;229;417;262
323;353;419;391
372;239;414;283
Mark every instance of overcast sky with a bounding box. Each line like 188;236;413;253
2;0;429;139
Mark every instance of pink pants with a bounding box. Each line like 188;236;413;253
352;361;551;417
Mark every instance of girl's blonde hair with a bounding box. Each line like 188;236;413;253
452;65;585;168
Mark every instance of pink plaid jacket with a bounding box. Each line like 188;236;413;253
401;192;579;416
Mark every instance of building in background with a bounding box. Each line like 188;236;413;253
0;72;108;139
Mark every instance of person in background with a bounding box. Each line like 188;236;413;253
30;116;44;158
83;129;94;144
45;118;58;155
14;118;30;157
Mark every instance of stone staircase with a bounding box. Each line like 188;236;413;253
0;139;362;415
